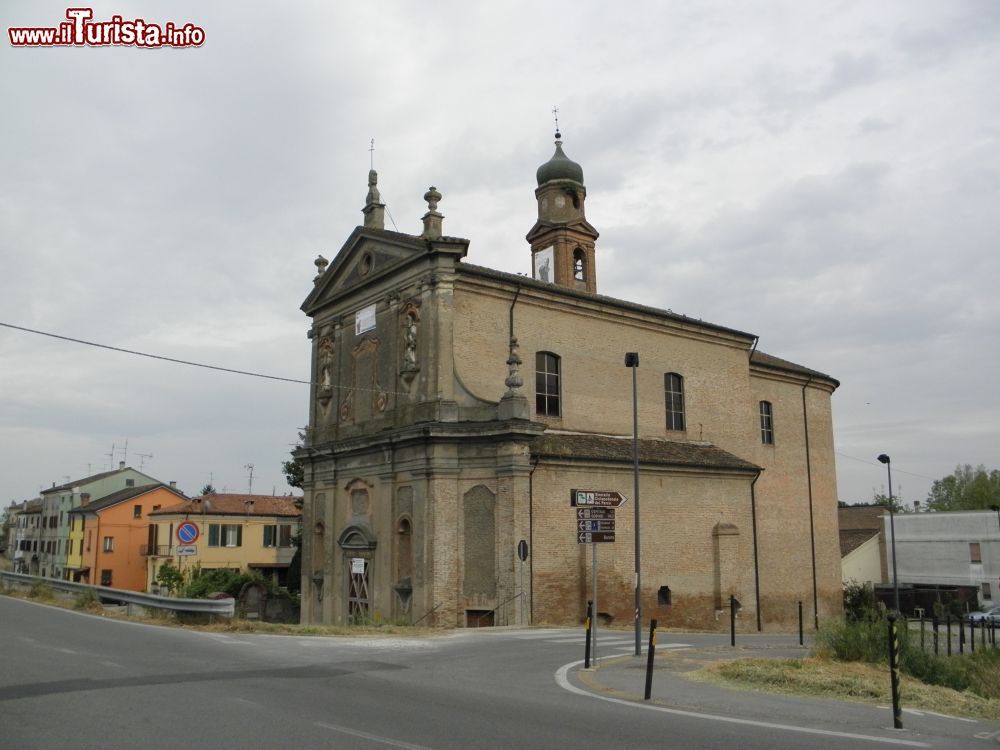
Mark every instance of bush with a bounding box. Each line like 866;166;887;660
184;568;271;599
843;581;882;622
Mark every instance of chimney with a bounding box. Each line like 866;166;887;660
80;493;91;507
169;481;177;489
119;461;125;470
913;500;921;512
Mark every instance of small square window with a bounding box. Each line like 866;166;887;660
982;582;993;600
133;505;142;519
100;569;112;586
103;536;114;553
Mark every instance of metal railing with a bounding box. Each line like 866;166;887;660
0;571;233;617
139;544;173;557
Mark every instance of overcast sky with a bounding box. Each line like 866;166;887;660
2;1;997;508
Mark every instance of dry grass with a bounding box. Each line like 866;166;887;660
1;586;448;637
691;656;1000;721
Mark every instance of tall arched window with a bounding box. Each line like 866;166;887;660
759;401;774;444
664;373;685;431
573;248;586;281
535;352;561;417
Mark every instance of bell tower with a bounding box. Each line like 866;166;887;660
526;130;599;293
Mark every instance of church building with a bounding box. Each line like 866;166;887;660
295;133;841;630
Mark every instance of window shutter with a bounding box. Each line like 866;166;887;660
236;525;242;547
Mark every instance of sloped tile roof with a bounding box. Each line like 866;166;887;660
750;351;838;385
840;528;880;557
150;493;302;518
69;484;187;514
532;433;758;472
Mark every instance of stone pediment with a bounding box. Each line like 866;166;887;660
525;217;600;243
301;227;428;314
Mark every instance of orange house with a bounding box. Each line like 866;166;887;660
72;484;187;592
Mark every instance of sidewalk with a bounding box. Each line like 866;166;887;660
568;636;999;747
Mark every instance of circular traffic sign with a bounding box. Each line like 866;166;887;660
176;522;199;544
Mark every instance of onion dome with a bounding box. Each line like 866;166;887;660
536;131;584;186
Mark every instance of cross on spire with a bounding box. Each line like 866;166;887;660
369;138;375;170
552;106;561;139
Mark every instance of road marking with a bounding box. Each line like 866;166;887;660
100;661;123;668
555;659;930;748
316;721;434;749
901;707;976;723
232;697;262;708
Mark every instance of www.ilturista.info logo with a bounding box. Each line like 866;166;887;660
9;8;205;48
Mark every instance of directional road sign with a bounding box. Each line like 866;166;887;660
578;520;616;532
576;507;615;520
577;531;616;544
571;489;627;508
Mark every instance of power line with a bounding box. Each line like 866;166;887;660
2;321;311;385
835;450;937;481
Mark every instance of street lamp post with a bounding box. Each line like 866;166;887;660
625;352;641;656
877;454;900;614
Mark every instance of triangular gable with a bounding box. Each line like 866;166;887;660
302;226;428;314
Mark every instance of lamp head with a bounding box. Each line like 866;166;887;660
877;454;890;465
624;352;639;367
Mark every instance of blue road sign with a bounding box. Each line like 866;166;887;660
176;522;199;545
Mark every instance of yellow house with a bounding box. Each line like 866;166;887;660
66;514;85;579
146;494;301;590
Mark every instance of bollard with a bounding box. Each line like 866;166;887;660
887;613;903;729
798;600;804;646
932;616;939;656
730;594;736;647
584;600;593;669
644;619;657;700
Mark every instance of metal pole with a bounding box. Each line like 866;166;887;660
592;542;598;665
629;354;642;657
880;456;900;614
798;600;804;646
730;594;737;647
584;600;592;669
887;613;903;729
644;619;657;700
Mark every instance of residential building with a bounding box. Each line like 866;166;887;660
885;509;1000;609
838;505;886;586
39;463;159;580
146;494;301;590
294;135;841;629
11;499;44;575
69;483;188;590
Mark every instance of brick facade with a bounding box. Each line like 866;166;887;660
296;144;841;630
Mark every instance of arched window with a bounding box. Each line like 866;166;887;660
664;373;685;431
535;351;561;417
759;401;774;444
573;248;586;281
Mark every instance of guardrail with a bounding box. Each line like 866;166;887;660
0;571;234;618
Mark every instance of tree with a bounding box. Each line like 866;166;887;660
201;484;216;496
871;491;905;514
282;459;303;489
927;464;1000;511
155;561;185;595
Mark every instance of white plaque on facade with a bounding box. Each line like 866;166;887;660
533;246;554;283
355;304;376;335
351;557;366;575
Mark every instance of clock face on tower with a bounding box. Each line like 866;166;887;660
533;246;554;284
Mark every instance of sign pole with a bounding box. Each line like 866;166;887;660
592;541;598;666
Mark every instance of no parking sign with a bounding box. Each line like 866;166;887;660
176;522;199;545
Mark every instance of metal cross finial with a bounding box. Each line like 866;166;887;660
369;138;375;170
552;106;560;138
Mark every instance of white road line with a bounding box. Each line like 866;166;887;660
316;721;435;749
554;659;930;748
100;661;124;668
901;707;976;723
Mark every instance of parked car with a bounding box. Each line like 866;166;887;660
966;605;1000;622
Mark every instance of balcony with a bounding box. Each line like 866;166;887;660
140;545;174;557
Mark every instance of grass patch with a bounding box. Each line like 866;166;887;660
73;589;102;612
27;581;55;601
693;656;1000;721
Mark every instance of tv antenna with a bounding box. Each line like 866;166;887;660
136;452;153;470
244;463;255;495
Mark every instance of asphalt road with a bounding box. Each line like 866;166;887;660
0;597;995;749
